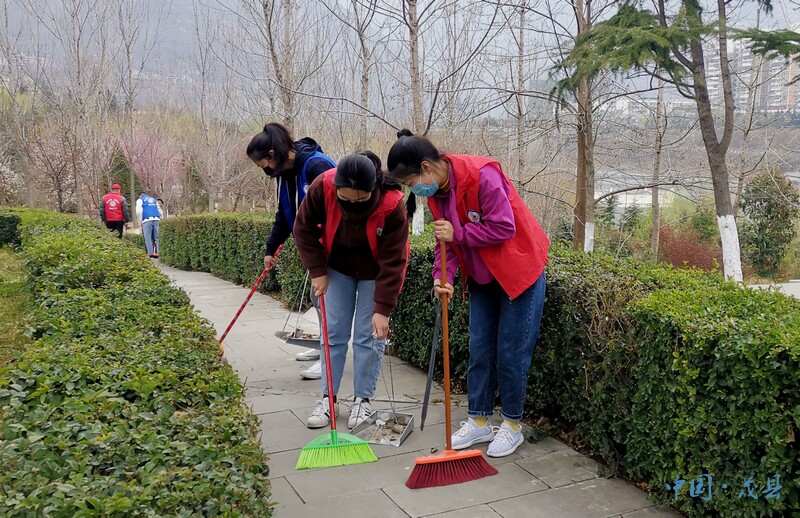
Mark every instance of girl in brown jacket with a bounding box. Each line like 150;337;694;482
293;151;409;430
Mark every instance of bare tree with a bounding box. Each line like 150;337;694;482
183;3;253;212
651;81;666;261
12;0;115;214
321;0;380;151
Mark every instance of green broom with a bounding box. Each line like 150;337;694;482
296;293;378;470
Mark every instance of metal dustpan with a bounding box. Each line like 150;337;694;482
274;328;320;349
351;410;414;447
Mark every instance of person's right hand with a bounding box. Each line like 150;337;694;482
433;279;454;303
264;255;277;269
311;275;329;297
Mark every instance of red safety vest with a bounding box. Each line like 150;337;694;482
428;154;549;300
321;169;409;288
102;192;125;222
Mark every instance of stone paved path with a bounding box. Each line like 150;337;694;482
158;264;682;518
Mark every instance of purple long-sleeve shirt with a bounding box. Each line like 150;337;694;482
432;163;516;285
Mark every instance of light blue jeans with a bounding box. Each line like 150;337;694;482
142;219;160;256
319;267;385;400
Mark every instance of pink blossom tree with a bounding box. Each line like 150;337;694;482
120;129;185;212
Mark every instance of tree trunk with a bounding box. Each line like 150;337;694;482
572;0;593;252
584;91;596;253
407;0;425;235
358;26;370;151
651;81;665;262
574;75;595;252
515;3;526;189
407;0;424;134
281;0;293;131
690;20;743;282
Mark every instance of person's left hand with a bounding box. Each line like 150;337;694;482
434;219;454;242
372;313;389;340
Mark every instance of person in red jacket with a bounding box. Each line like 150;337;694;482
293;151;409;430
99;183;130;238
387;129;549;458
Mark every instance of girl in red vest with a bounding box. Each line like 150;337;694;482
294;152;409;430
387;130;549;458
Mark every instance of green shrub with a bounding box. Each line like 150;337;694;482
159;212;281;292
740;170;800;278
0;210;272;516
628;287;800;516
123;231;145;251
0;211;20;245
275;237;314;310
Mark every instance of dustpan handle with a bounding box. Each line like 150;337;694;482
319;293;337;433
440;240;452;451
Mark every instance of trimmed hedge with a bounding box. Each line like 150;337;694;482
627;288;799;516
160;212;282;295
0;210;272;516
159;212;800;517
123;231;145;251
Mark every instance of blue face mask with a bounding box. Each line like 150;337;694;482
410;177;439;197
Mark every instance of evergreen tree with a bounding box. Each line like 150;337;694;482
740;170;800;277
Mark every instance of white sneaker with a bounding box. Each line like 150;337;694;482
300;360;321;379
348;398;372;429
307;397;338;428
451;418;495;450
487;422;524;457
295;348;320;361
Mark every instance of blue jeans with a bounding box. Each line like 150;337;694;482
142;220;160;255
467;271;546;420
319;268;385;399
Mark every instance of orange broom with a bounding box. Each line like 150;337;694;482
406;240;498;489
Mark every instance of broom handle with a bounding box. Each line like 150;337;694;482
440;240;452;451
218;245;282;345
319;293;337;434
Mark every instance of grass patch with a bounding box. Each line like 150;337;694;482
0;247;29;366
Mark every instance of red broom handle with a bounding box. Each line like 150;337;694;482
218;245;282;345
440;240;452;451
319;293;337;432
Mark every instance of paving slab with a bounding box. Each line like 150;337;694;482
488;478;656;518
247;392;320;415
515;449;602;488
268;476;303;513
266;449;306;479
383;462;547;517
257;410;305;431
277;488;408;518
622;506;684;517
516;437;573;458
286;451;422;501
422;504;503;518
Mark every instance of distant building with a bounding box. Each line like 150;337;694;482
732;37;799;114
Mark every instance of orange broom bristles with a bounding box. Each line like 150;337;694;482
405;449;498;489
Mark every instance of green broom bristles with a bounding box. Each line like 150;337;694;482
296;430;378;470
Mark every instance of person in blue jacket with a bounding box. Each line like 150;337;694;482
247;122;336;379
136;192;162;258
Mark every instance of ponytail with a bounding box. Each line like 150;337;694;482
386;128;441;181
357;150;401;192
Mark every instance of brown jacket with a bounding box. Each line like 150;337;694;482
293;175;409;316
